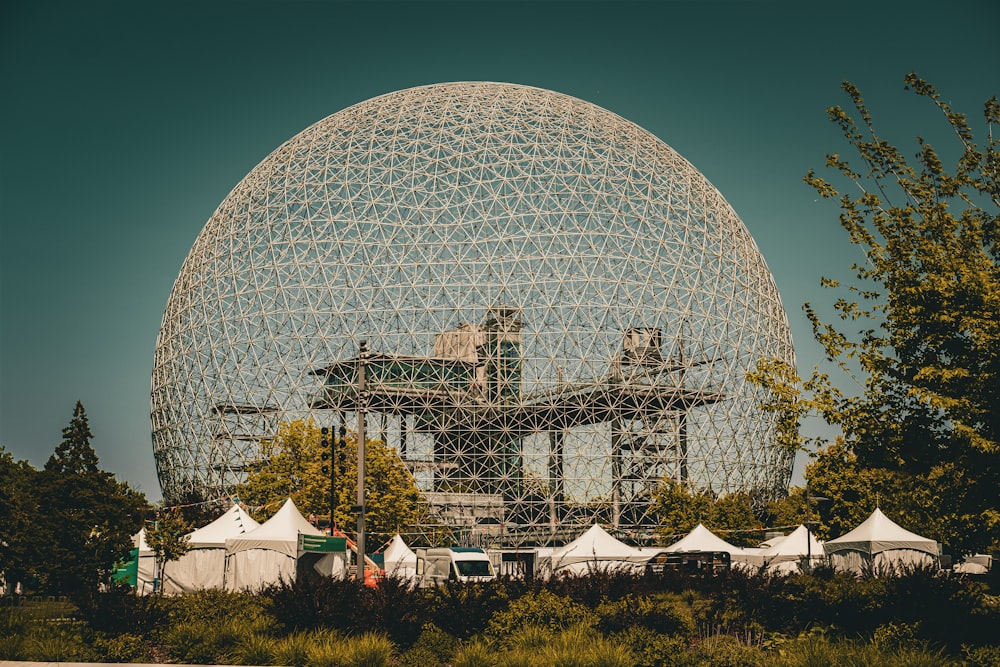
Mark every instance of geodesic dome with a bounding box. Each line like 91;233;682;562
151;82;794;538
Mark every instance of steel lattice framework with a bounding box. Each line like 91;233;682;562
151;82;795;538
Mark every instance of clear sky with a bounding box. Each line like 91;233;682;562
1;0;997;503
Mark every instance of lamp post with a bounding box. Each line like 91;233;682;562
355;340;369;582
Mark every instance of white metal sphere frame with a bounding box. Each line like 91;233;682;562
151;82;795;540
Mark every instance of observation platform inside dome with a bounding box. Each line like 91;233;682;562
308;314;724;433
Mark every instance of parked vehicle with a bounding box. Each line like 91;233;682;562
644;550;731;577
415;547;497;586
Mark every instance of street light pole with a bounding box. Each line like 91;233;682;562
355;340;369;583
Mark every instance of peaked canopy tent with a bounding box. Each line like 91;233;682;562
661;523;756;570
161;502;260;594
663;524;742;554
224;498;324;591
824;508;939;574
753;525;825;574
381;534;418;580
544;524;647;575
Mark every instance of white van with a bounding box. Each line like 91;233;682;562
415;547;497;586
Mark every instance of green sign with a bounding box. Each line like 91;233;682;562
298;534;347;553
113;547;139;587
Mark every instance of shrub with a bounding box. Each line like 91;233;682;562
452;637;496;667
768;635;954;667
92;632;154;663
405;622;457;664
486;589;595;637
18;623;97;662
399;645;445;667
613;626;693;667
163;615;260;664
596;592;698;637
535;625;625;667
962;643;1000;667
232;633;278;665
271;630;315;667
503;623;555;651
690;634;766;667
341;632;395;667
424;579;512;639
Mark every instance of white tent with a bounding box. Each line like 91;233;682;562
224;498;323;591
161;503;260;594
132;528;158;595
664;524;742;554
661;524;758;571
381;534;417;580
824;508;938;574
545;524;646;575
754;525;825;574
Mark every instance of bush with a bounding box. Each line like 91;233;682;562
613;626;693;667
341;633;395;667
266;576;426;646
767;635;954;667
690;633;766;667
486;589;595;637
17;622;97;662
452;637;496;667
596;592;698;637
271;630;314;667
424;579;513;639
163;615;261;664
92;632;154;663
402;622;457;665
962;643;1000;667
232;633;278;665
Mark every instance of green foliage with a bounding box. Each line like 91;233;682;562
404;622;458;664
16;620;97;662
803;74;1000;556
424;579;512;639
962;643;1000;667
91;632;153;663
485;589;595;637
764;487;821;537
535;624;616;667
231;633;278;665
452;637;496;667
767;634;954;667
270;630;314;667
340;633;396;667
0;448;37;587
595;592;698;637
747;358;812;455
236;419;427;542
692;633;766;667
144;507;192;586
651;478;761;546
20;402;150;610
613;626;693;667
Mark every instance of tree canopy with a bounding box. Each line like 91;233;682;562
235;419;427;548
651;479;760;547
5;402;150;608
802;74;999;555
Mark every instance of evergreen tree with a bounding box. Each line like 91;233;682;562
29;402;149;609
0;447;39;591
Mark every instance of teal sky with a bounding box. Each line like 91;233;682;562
2;0;997;503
